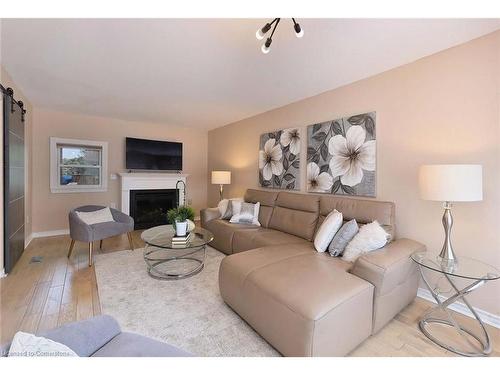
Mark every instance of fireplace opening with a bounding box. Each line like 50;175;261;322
129;189;177;230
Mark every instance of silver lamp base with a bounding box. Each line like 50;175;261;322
438;201;458;269
219;184;224;201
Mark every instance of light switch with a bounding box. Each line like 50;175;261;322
110;173;117;180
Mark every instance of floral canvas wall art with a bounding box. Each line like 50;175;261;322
259;128;300;190
306;112;376;197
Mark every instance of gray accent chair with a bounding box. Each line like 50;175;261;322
68;205;135;267
1;315;191;357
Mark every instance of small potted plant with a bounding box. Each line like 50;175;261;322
167;206;196;236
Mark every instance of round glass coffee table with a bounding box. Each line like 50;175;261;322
411;252;499;356
141;225;213;280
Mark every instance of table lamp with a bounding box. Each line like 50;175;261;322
418;164;482;265
211;171;231;201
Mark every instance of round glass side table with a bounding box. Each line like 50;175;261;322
411;252;499;356
141;225;214;280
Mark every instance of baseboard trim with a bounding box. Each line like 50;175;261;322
31;229;70;238
25;233;33;248
417;288;500;329
30;223;202;239
0;268;6;278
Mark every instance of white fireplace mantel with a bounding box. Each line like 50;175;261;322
119;172;188;215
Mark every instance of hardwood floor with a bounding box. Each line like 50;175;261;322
1;231;499;356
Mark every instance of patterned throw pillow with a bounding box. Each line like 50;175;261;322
328;219;359;257
221;201;233;220
229;201;261;226
217;198;243;220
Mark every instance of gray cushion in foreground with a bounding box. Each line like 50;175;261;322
41;315;121;357
91;332;192;357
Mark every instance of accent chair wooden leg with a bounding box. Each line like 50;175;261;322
67;239;75;259
127;232;134;250
99;240;103;250
88;242;94;267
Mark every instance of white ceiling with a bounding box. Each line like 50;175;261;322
1;19;499;130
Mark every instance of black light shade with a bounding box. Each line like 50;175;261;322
261;37;272;54
294;23;304;38
256;22;272;40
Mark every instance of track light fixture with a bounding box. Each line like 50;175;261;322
256;22;272;40
255;18;304;54
261;38;272;54
292;18;304;38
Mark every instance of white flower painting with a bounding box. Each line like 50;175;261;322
259;128;300;190
259;138;283;181
307;162;333;192
280;128;300;155
307;113;376;197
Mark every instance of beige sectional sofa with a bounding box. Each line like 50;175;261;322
201;189;425;356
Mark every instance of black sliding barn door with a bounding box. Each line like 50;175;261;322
2;86;26;273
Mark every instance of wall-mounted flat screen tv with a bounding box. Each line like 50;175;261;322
126;137;182;171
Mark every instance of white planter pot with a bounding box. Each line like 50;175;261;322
175;220;188;236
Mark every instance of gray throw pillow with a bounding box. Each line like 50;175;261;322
328;219;359;257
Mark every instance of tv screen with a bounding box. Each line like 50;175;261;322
126;137;182;171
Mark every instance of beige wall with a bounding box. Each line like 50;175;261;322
32;108;208;233
208;31;500;314
1;65;33;274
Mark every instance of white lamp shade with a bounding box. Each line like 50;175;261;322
211;171;231;185
419;164;482;202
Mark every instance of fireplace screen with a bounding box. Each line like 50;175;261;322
129;189;177;230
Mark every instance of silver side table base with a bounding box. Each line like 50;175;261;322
417;264;492;356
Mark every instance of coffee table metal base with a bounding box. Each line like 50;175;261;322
144;245;206;280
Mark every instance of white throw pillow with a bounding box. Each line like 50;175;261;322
76;207;115;225
229;201;261;226
313;209;343;252
8;331;78;357
217;199;230;216
217;197;243;219
342;221;389;262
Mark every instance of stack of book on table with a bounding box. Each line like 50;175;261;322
171;232;194;248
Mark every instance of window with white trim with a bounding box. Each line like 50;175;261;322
50;137;108;193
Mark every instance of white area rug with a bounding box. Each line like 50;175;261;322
94;247;280;356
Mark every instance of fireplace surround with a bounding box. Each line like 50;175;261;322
119;173;188;228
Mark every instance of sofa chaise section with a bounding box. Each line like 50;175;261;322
220;247;373;356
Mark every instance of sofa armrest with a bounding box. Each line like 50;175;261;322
350;238;426;296
110;208;134;229
200;207;221;228
40;315;122;357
